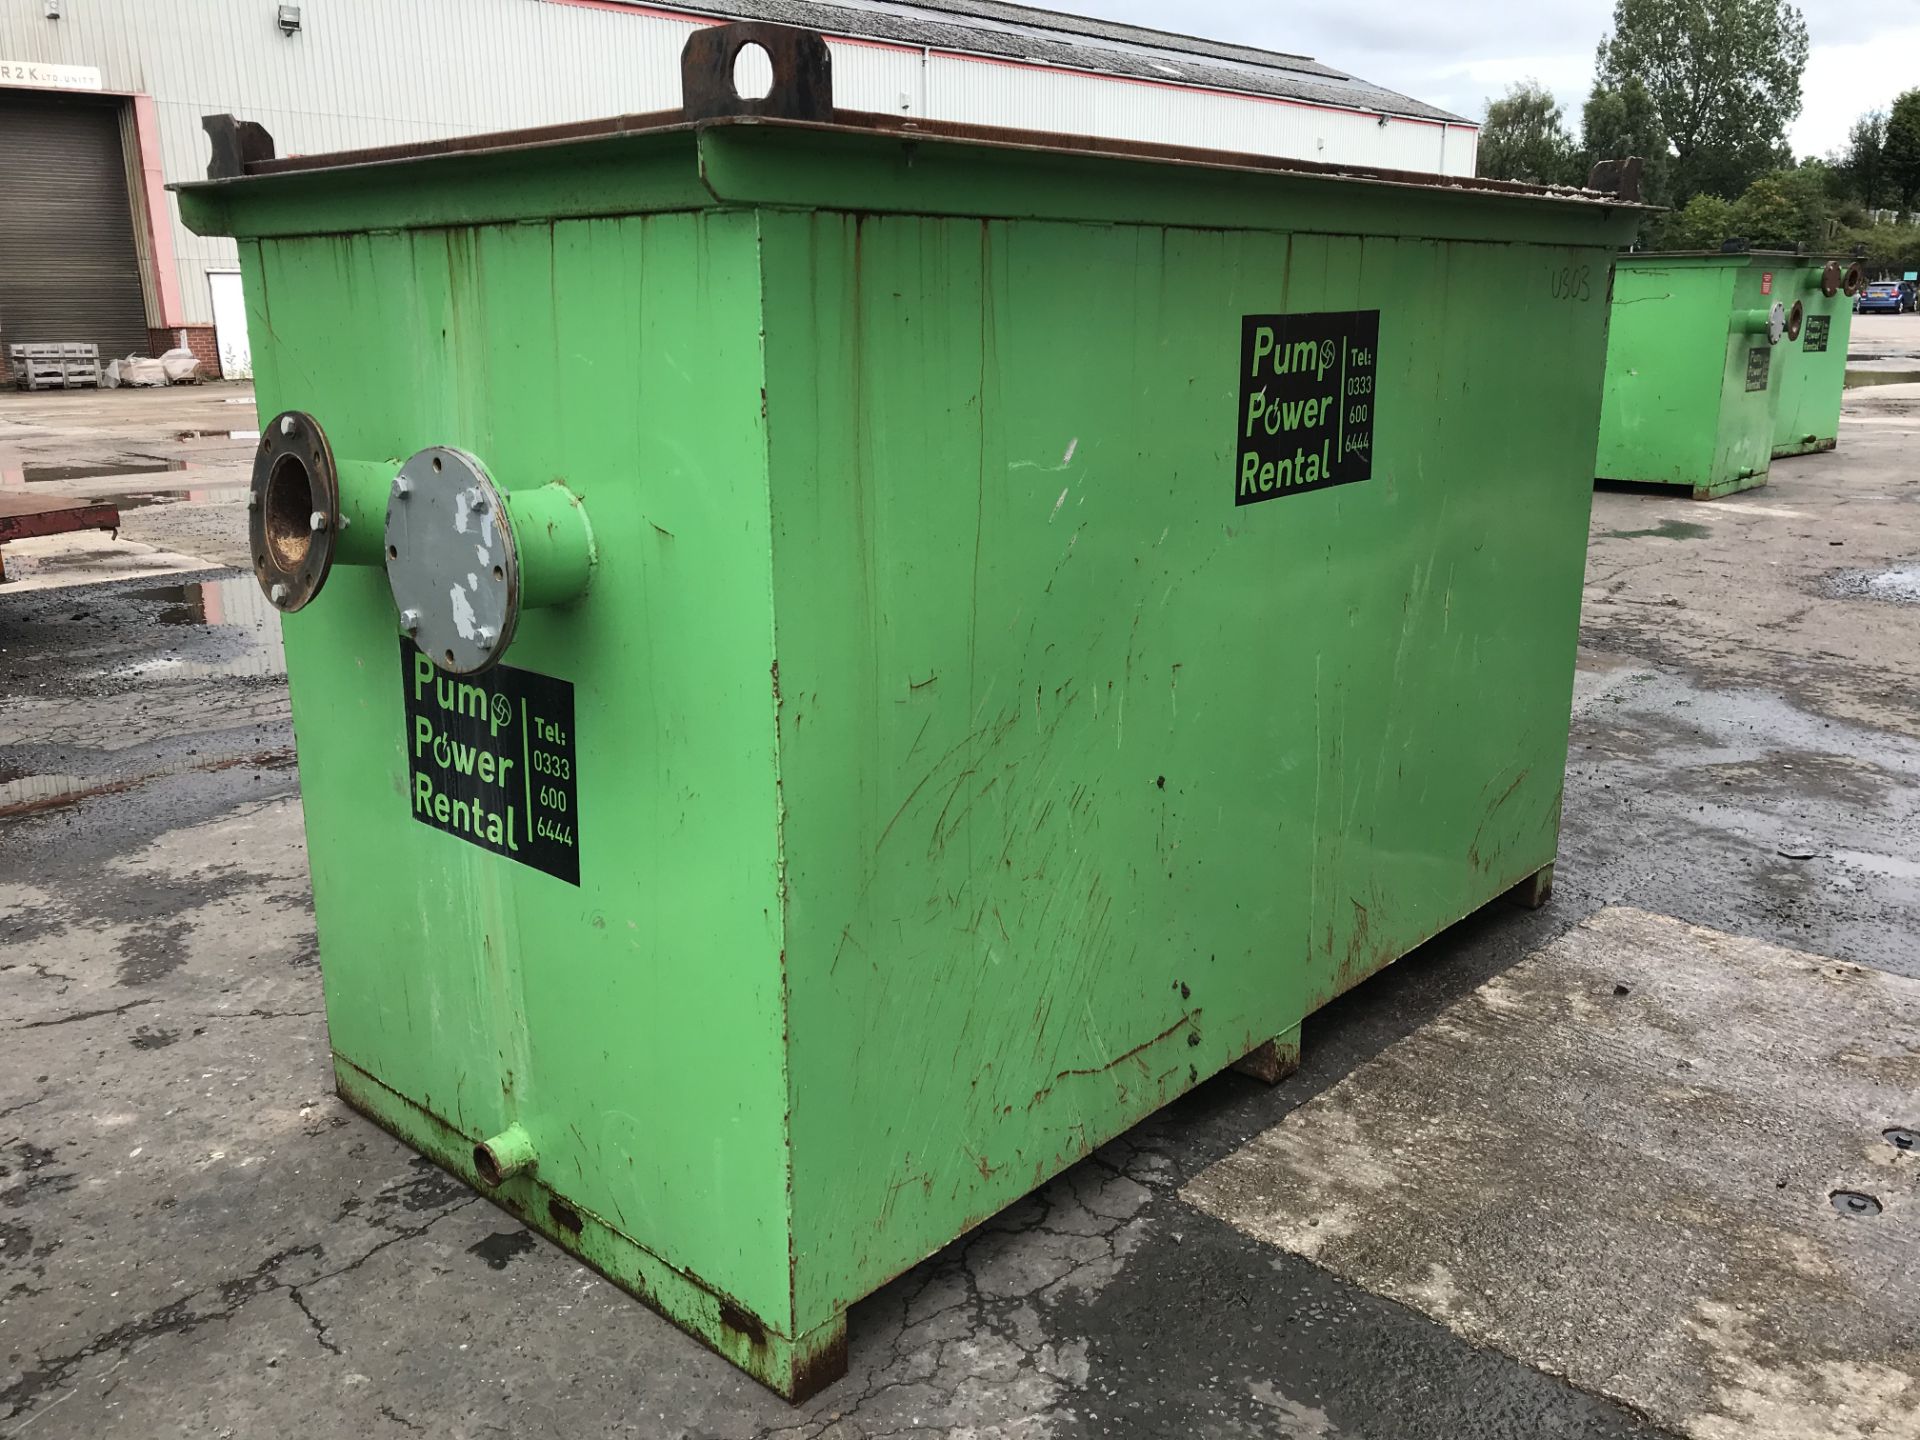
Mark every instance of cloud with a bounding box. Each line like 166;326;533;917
1047;0;1910;154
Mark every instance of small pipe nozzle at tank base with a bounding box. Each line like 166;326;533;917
473;1123;537;1186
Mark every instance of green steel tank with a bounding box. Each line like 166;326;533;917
1772;257;1864;458
177;23;1643;1400
1596;251;1803;499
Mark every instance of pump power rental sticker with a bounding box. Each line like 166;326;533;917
399;640;580;884
1235;311;1380;505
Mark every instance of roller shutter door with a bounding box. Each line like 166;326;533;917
0;90;149;360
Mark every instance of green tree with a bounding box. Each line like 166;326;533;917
1479;81;1580;185
1885;90;1920;212
1761;163;1839;247
1844;221;1920;270
1731;175;1804;248
1839;111;1888;210
1664;193;1738;249
1595;0;1810;204
1581;77;1674;206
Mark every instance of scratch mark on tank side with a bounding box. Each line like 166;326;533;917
927;767;979;857
1308;652;1326;971
935;773;1001;855
830;923;865;976
1467;766;1533;872
1029;1011;1196;1110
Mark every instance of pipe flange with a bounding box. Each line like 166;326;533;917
1843;263;1866;297
249;410;340;613
1821;261;1844;298
384;446;519;674
1767;301;1788;345
1786;299;1805;342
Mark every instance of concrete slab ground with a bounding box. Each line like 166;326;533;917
1185;907;1920;1440
2;323;1918;1438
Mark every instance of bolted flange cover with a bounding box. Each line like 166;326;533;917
384;446;519;674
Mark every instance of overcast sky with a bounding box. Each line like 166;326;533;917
1049;1;1919;157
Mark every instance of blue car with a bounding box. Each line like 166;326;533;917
1857;280;1905;313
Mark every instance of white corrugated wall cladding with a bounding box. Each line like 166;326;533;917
0;0;1472;325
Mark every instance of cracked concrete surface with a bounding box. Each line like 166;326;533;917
1184;907;1920;1440
3;342;1918;1437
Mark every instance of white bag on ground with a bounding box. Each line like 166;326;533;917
118;355;167;386
159;349;202;384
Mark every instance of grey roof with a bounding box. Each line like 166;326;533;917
660;0;1474;126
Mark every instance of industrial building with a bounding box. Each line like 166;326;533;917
0;0;1474;379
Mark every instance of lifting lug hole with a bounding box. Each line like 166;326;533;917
732;40;774;100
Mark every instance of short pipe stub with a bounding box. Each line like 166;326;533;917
1786;299;1805;342
1821;261;1845;298
473;1123;536;1187
1843;263;1867;297
385;446;520;675
250;410;340;613
1735;303;1790;344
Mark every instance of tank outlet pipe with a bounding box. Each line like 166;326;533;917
247;412;383;610
249;410;408;610
385;448;596;675
473;1122;537;1187
1733;302;1792;345
502;481;597;611
329;460;403;567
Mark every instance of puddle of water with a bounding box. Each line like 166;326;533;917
1820;564;1920;605
120;573;286;677
1845;369;1920;388
1828;849;1920;881
110;486;250;511
15;460;188;483
0;772;94;813
1867;566;1920;603
1606;519;1711;541
0;753;294;818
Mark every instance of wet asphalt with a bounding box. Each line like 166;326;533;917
3;331;1918;1436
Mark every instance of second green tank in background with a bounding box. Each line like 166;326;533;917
1772;258;1859;459
1596;252;1797;500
